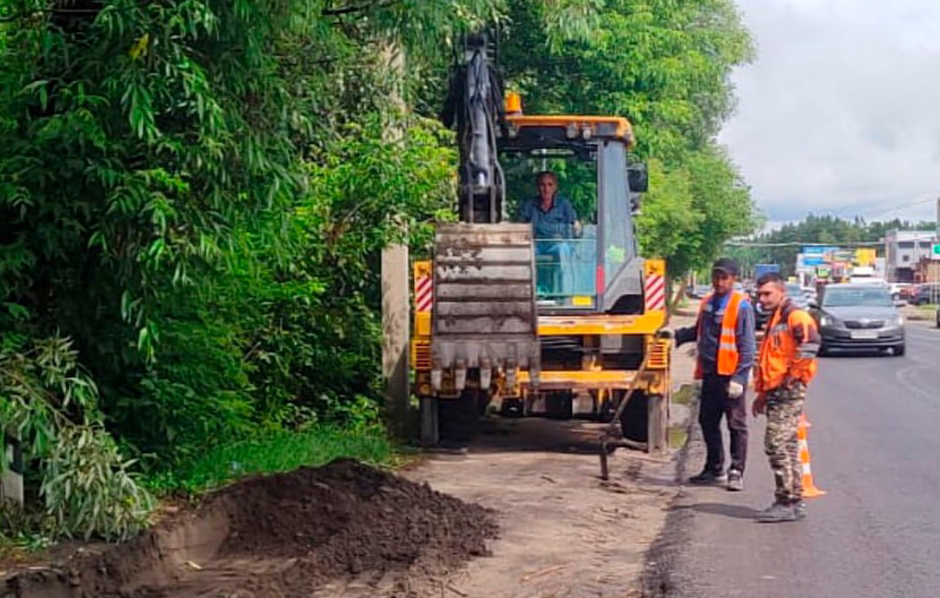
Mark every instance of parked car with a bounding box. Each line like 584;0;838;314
910;283;940;305
787;283;810;310
687;282;742;301
888;282;911;302
812;284;905;356
686;284;711;300
753;283;808;331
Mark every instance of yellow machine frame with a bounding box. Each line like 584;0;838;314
411;258;671;407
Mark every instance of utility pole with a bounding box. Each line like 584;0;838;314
934;197;940;303
380;41;411;438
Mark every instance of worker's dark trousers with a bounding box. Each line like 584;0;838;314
699;373;748;475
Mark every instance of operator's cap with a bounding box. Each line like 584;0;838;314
712;257;740;277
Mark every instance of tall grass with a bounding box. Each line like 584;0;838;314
145;426;398;496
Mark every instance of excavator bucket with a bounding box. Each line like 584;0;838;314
431;223;541;387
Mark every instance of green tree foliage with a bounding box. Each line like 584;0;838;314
497;0;760;276
0;0;479;537
675;148;759;274
636;159;700;270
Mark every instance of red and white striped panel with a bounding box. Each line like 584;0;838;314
415;274;433;312
644;274;666;312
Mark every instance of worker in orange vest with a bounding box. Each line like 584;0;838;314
752;271;820;523
672;258;756;491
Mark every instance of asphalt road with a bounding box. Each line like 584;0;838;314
658;321;940;598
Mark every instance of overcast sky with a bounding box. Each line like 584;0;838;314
718;0;940;228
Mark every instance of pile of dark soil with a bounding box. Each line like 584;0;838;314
2;459;497;598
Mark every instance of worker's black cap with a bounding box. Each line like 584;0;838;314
712;257;740;277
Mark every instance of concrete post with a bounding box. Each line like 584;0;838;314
380;40;411;437
382;244;411;436
647;394;668;455
2;436;24;507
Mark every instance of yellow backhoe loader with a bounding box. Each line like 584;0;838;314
411;32;671;451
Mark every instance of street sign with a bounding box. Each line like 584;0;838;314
803;245;840;255
834;250;853;262
932;244;940;260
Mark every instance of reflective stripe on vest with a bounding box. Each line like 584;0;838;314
694;291;745;379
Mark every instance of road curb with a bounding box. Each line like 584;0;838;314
666;383;699;487
638;385;700;597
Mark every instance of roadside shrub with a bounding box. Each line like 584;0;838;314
0;336;152;541
42;425;153;540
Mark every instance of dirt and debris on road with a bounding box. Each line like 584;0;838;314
2;459;497;598
399;312;700;598
404;417;684;598
4;314;700;598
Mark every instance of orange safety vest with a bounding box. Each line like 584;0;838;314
694;291;746;379
756;300;819;393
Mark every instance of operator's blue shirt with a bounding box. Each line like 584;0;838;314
695;291;756;386
517;196;577;239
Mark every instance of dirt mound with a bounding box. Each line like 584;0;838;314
2;459;497;598
223;459;493;572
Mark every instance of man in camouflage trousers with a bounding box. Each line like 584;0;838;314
752;272;820;523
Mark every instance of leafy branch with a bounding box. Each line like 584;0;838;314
321;0;401;17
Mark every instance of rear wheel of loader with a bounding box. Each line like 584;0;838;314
545;391;574;419
473;388;491;416
500;397;524;417
437;389;483;444
421;390;485;447
618;390;649;443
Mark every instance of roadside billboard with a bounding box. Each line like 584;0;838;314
855;248;876;266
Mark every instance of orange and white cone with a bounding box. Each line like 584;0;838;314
798;416;825;498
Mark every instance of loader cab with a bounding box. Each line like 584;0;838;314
500;113;647;315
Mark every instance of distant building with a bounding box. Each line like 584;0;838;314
914;257;940;285
885;230;937;282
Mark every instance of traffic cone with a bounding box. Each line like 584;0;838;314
798;415;825;498
800;412;812;428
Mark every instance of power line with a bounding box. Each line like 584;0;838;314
726;240;886;248
768;192;938;223
858;195;937;220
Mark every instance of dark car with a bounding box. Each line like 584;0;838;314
910;283;940;306
687;284;711;300
812;284;905;356
754;283;808;331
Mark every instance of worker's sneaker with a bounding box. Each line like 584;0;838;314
756;502;797;523
792;501;807;520
688;469;727;485
726;470;744;492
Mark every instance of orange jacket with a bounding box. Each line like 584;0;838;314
694;291;747;379
756;299;820;393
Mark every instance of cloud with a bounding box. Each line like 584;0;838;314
719;0;940;224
